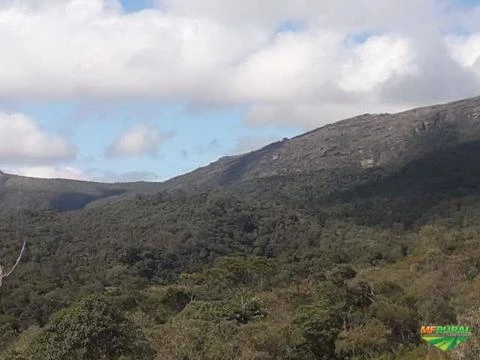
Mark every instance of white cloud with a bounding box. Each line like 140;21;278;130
232;135;282;155
447;34;480;70
0;0;478;127
338;35;415;93
244;101;410;129
160;0;441;32
5;166;161;182
0;0;270;101
115;171;160;182
0;113;77;164
90;169;161;182
9;165;88;180
227;30;345;103
106;124;174;157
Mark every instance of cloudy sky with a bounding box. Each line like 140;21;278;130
1;0;480;182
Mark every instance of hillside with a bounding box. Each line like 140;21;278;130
0;171;162;212
163;96;480;190
2;96;480;359
2;96;480;213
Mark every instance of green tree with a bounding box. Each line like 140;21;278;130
27;295;154;360
294;303;342;359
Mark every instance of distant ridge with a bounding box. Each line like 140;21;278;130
0;170;162;212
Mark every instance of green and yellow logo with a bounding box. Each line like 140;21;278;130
421;325;472;351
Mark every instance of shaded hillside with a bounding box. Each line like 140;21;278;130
0;171;162;212
324;139;480;227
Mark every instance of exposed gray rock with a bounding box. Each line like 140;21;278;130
162;96;480;189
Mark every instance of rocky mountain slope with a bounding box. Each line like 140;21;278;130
163;96;480;190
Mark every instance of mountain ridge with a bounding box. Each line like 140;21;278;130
2;95;480;211
0;170;163;212
161;95;480;190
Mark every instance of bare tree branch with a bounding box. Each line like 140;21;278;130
0;239;27;288
4;239;26;278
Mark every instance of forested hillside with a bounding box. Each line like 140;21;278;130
1;173;480;358
2;98;480;359
0;171;162;213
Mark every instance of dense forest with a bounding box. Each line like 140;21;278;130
1;141;480;359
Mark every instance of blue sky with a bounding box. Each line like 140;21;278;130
121;0;154;13
1;0;480;182
11;99;302;181
456;0;480;7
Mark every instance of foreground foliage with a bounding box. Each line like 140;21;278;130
2;158;480;359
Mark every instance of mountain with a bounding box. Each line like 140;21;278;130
3;96;480;359
163;96;480;190
2;96;480;213
0;171;162;212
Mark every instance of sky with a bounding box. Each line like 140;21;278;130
1;0;480;182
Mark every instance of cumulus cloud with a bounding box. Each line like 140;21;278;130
106;124;174;158
447;34;480;81
0;113;77;164
9;165;88;180
0;0;479;126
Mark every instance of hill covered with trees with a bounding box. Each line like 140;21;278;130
2;97;480;359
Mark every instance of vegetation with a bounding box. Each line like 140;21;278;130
1;154;480;358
